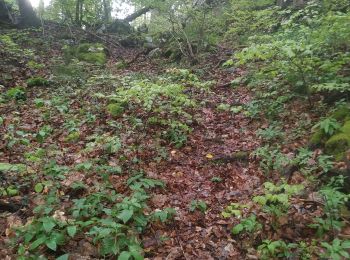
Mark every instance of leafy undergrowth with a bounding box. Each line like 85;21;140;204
0;25;350;260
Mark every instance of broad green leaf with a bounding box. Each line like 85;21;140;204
67;225;77;238
118;251;131;260
56;254;69;260
29;236;46;250
341;240;350;248
42;217;56;232
340;251;349;258
118;209;133;223
46;238;57;251
34;183;44;193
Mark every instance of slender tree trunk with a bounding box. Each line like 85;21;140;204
17;0;40;27
75;0;84;25
75;0;80;25
103;0;111;23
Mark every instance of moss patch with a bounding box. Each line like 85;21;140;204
27;77;49;87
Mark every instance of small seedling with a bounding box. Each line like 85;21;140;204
189;200;207;213
211;176;223;183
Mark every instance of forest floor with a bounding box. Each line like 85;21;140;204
0;27;343;260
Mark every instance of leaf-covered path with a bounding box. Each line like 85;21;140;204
142;82;263;259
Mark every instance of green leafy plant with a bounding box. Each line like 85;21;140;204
309;185;349;237
256;124;284;142
6;87;26;101
151;208;176;223
222;202;249;218
313;118;341;136
36;125;53;143
232;214;262;235
127;173;165;191
211;176;223;183
320;239;350;260
253;145;292;174
189;200;207;213
15;216;68;252
257;240;297;259
253;182;303;220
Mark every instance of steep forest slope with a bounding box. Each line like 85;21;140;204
1;0;350;259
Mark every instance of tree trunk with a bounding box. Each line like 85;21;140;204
123;6;151;23
103;0;111;23
0;0;14;24
75;0;83;25
17;0;40;27
107;6;152;33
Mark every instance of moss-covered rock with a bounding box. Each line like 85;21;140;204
107;103;124;117
340;120;350;134
63;43;107;65
331;106;350;122
77;52;106;65
309;128;327;147
325;133;350;160
323;119;350;160
27;77;49;87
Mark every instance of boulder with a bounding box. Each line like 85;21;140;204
63;43;107;65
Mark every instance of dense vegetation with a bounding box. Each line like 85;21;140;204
1;0;350;259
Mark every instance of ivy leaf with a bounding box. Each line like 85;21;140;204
67;225;77;238
118;209;133;223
